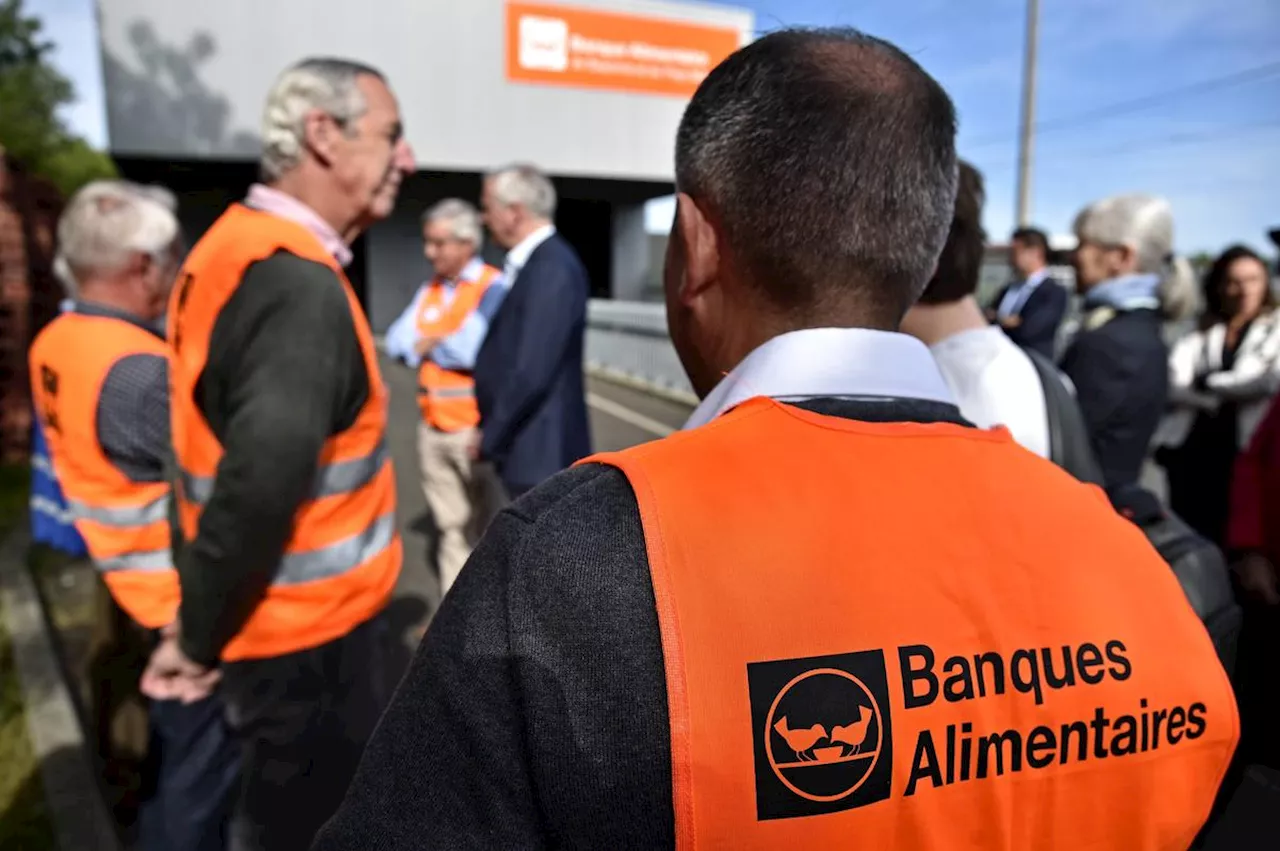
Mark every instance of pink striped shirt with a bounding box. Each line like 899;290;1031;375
244;184;353;268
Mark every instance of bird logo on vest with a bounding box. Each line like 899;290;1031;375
748;650;895;820
772;703;873;764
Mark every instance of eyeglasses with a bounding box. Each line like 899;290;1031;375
327;112;404;147
424;238;467;249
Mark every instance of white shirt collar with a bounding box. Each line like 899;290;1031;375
684;327;957;430
459;257;486;282
434;257;485;288
505;224;556;274
1023;267;1050;289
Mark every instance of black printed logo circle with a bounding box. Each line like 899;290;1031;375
749;651;894;820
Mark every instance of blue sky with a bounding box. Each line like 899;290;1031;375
27;0;1280;253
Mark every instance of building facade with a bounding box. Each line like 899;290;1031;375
95;0;753;329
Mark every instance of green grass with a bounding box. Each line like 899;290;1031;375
0;464;56;850
0;615;55;850
0;464;28;538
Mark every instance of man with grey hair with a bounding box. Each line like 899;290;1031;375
320;29;1237;849
384;198;506;594
1063;193;1189;490
30;180;241;851
140;57;413;851
472;163;591;498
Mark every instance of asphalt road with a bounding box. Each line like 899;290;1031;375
379;356;692;678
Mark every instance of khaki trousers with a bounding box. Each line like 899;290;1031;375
417;422;479;594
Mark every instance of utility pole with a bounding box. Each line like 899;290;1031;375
1015;0;1040;226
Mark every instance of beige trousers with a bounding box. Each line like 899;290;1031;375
417;422;479;595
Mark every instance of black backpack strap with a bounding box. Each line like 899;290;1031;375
1131;507;1241;678
1024;348;1106;486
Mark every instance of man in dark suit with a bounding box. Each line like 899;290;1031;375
473;163;591;499
989;226;1067;358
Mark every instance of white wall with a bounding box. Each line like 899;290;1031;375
96;0;752;182
610;202;649;301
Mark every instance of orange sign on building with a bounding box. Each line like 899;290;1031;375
505;1;743;98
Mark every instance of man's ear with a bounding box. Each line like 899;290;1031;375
1113;243;1137;275
302;108;340;166
674;192;719;305
128;250;153;281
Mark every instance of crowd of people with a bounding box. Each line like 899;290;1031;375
22;24;1280;851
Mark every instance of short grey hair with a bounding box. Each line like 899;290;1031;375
260;57;385;182
674;28;958;319
55;180;182;295
487;163;556;220
422;198;483;247
1074;193;1196;319
1073;194;1175;275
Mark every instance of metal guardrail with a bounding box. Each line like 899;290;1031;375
588;294;1198;398
582;297;1173;500
585;300;693;396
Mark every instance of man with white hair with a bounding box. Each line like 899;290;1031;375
1063;193;1190;490
140;57;413;851
384;198;505;593
29;180;240;851
473;163;591;499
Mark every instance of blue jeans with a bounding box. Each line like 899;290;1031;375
139;694;241;851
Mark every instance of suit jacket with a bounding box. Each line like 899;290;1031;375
1060;307;1169;489
475;234;591;492
994;276;1068;358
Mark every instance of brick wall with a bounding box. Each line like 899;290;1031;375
0;154;65;463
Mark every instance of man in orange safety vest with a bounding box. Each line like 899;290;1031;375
318;28;1238;851
31;180;240;851
141;57;414;851
384;198;506;594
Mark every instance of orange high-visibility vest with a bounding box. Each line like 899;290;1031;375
29;313;179;629
168;203;402;662
415;264;500;432
590;396;1238;850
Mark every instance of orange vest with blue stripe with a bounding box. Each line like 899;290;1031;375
415;264;500;432
588;396;1238;850
168;203;402;661
29;313;179;629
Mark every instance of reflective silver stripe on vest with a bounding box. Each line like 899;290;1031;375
96;548;173;573
312;442;389;499
30;494;75;526
417;385;475;399
180;441;388;507
31;453;54;477
67;493;169;527
180;468;214;506
274;511;396;586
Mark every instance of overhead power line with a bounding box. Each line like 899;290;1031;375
967;58;1280;149
979;118;1280;174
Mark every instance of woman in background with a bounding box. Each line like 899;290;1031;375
1060;194;1196;491
1158;246;1280;546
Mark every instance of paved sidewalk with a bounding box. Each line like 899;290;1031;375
0;528;119;851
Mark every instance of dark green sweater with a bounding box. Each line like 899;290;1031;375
176;250;368;666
